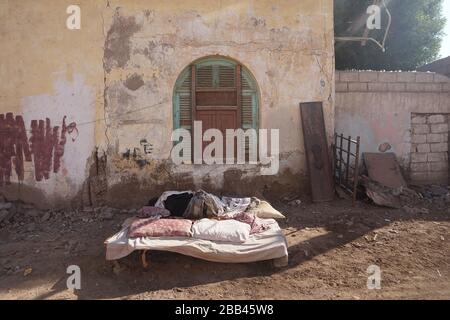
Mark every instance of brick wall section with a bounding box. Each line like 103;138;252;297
336;71;450;93
410;113;449;184
336;70;450;185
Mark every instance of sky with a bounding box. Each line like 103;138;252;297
440;0;450;57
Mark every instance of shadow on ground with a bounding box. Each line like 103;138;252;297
1;198;449;299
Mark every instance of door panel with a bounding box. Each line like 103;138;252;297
196;110;237;159
192;63;242;162
216;110;237;132
196;111;216;154
196;91;237;106
217;110;238;159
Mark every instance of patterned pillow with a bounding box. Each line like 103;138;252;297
128;218;193;238
233;211;271;234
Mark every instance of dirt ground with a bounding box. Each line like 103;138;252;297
0;196;449;300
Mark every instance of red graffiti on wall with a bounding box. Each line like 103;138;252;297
0;113;77;186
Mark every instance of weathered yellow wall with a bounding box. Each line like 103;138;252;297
0;0;105;206
0;0;334;207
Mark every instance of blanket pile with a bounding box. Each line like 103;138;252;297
128;190;285;244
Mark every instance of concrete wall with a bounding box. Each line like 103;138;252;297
1;0;335;208
335;70;450;185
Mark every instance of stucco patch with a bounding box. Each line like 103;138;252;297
104;9;142;73
124;73;144;91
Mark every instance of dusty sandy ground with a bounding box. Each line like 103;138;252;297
0;198;449;300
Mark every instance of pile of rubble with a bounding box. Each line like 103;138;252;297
359;152;449;212
0;195;136;233
413;185;450;204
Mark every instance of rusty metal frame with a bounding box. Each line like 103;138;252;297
333;133;361;205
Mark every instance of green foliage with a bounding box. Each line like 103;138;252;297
335;0;446;70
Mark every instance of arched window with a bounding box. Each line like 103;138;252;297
173;57;259;158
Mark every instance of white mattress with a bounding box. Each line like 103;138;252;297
105;218;288;264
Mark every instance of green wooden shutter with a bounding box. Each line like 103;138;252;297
196;65;214;88
174;69;192;131
241;70;258;160
173;68;192;158
218;65;235;88
173;58;259;161
241;70;258;130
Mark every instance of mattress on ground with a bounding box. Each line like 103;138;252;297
105;218;288;264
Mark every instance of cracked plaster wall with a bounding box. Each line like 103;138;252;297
0;0;104;207
1;0;334;208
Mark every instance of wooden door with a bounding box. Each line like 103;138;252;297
192;63;241;161
197;109;237;159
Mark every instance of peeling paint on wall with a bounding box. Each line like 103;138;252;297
101;2;334;205
1;0;334;208
104;9;142;73
124;73;145;91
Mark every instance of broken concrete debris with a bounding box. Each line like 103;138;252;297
40;212;51;222
0;202;12;210
363;153;407;188
361;176;420;209
0;198;136;232
0;210;9;223
402;206;430;215
361;152;449;211
416;185;449;200
288;199;302;207
378;142;392;153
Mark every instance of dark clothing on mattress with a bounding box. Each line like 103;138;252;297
164;193;193;217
